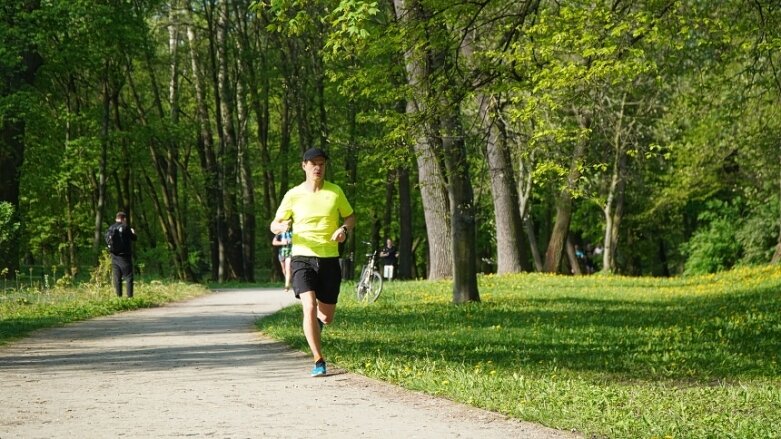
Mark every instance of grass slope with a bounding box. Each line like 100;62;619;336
258;266;781;438
0;281;209;345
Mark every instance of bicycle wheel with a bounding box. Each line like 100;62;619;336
366;270;383;302
355;267;370;301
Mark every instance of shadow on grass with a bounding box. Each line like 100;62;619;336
324;283;781;382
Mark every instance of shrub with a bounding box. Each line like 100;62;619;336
682;199;742;274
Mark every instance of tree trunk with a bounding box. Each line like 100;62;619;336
186;1;221;281
344;102;359;279
566;234;582;275
93;72;110;258
479;94;527;273
544;139;586;273
383;171;396;239
397;166;414;279
126;0;195;281
236;61;256;282
517;154;543;271
441;113;480;302
234;0;256;281
216;0;243;280
602;94;629;274
393;0;452;280
63;79;79;276
773;160;781;263
245;10;276;216
111;91;131;218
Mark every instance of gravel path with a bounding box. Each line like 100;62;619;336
0;288;576;438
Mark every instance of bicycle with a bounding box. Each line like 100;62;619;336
355;242;383;302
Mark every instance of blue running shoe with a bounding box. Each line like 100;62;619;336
311;361;327;377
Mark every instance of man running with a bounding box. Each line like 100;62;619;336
270;148;355;377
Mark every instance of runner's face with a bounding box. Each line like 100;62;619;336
303;158;327;181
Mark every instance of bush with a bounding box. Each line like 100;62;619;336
682;199;742;274
736;197;779;265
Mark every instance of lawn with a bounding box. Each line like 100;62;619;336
257;265;781;438
0;280;209;345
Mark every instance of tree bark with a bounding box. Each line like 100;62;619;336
383;171;396;239
774;156;781;263
63;74;79;276
245;6;276;216
234;0;257;281
544;138;586;273
566;234;582;275
93;72;110;258
344;102;359;279
216;0;244;280
517;157;543;271
186;1;221;281
393;0;452;280
397;166;414;279
440;112;480;302
602;94;629;273
479;95;527;273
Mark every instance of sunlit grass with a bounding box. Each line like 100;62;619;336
258;265;781;438
0;280;209;345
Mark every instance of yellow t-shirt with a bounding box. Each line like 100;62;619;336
275;181;354;258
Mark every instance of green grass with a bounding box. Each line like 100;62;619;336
257;266;781;438
0;280;209;345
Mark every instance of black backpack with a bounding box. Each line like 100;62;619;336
106;224;130;255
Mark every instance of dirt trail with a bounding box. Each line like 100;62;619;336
0;289;576;438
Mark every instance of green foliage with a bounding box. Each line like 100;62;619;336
736;198;780;265
259;266;781;438
6;0;781;281
682;195;781;275
0;202;19;256
681;199;742;275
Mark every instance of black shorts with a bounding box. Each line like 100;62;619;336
290;256;342;304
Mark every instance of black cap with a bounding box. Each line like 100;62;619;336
303;148;329;162
116;211;126;219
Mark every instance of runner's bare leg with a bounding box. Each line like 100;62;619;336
300;291;323;361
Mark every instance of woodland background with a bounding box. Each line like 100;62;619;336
1;0;780;302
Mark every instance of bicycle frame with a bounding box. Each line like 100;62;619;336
356;242;383;302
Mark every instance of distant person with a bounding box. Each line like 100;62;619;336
272;224;293;292
270;148;355;377
379;238;398;280
105;211;137;298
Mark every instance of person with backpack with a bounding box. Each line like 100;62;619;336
105;211;137;298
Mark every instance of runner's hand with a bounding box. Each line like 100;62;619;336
330;227;347;243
